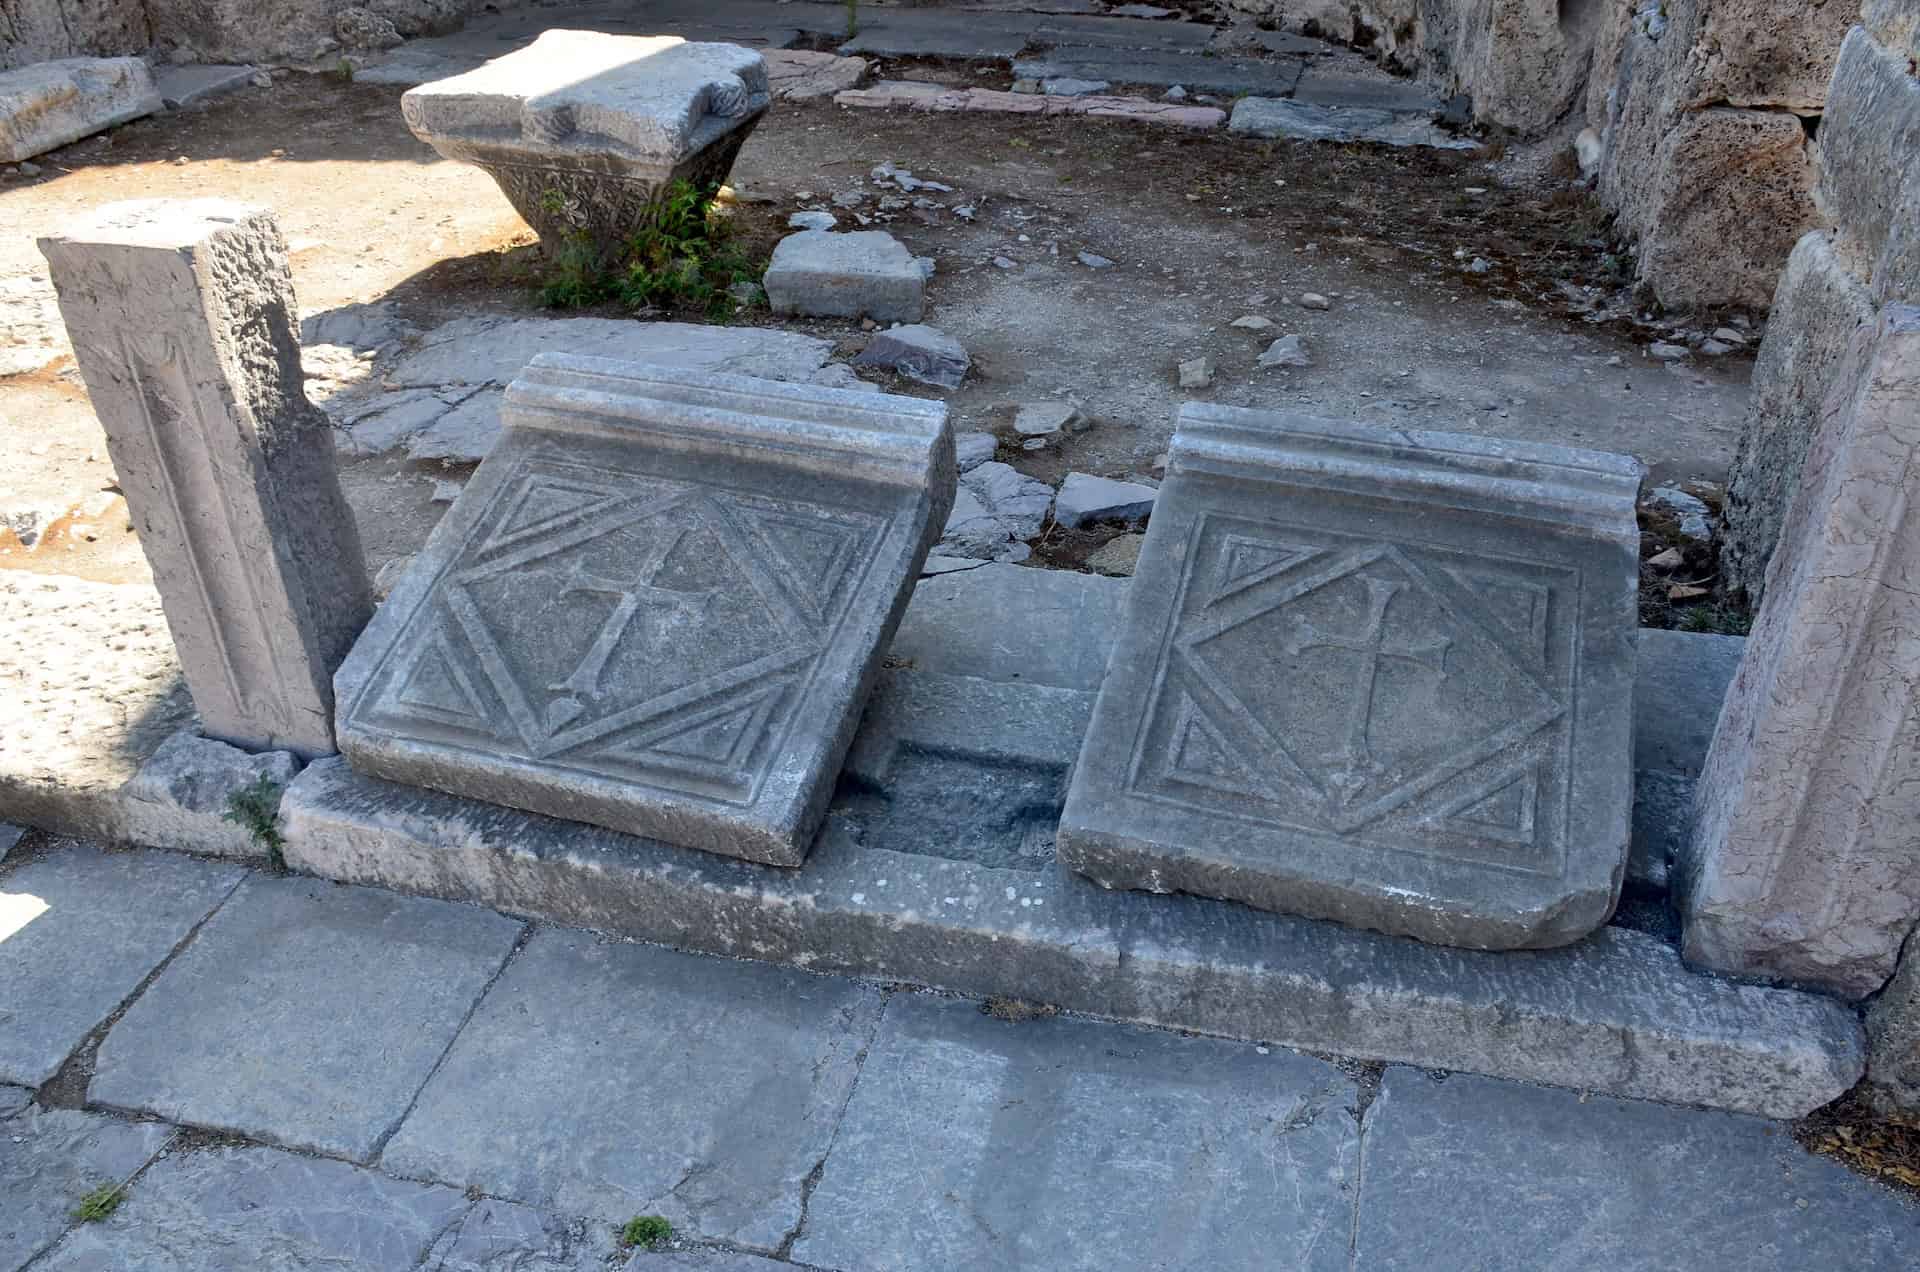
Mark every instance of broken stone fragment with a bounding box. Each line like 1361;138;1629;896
1257;334;1313;368
764;230;927;323
1054;473;1157;530
954;432;997;471
1178;357;1214;388
400;32;769;252
853;324;970;390
938;461;1055;559
1013;401;1084;437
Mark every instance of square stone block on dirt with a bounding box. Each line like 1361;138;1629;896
401;31;770;248
1351;1069;1920;1270
1059;406;1644;951
792;993;1360;1272
379;929;885;1251
88;875;523;1162
334;357;954;866
763;230;928;323
0;1087;172;1271
32;1144;471;1271
0;844;245;1088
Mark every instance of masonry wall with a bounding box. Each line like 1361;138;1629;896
0;0;490;69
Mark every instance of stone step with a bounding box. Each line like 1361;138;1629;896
282;566;1862;1120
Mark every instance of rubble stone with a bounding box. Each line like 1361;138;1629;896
763;230;926;323
852;323;970;389
1053;472;1157;529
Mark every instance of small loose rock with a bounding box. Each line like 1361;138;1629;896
1178;357;1214;388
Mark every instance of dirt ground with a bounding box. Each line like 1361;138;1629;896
0;64;1754;599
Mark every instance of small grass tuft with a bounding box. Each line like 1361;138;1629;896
619;1215;673;1250
536;179;760;321
223;773;287;869
72;1183;125;1223
982;995;1059;1023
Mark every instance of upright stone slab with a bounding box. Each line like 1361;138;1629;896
1058;407;1643;950
38;200;372;758
334;356;953;865
1684;305;1920;999
400;31;770;251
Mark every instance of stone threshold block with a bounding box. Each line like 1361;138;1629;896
1685;304;1920;998
334;356;954;866
282;666;1863;1121
1059;406;1644;951
0;58;160;164
401;31;771;250
39;200;373;758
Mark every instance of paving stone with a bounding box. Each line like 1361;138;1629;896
0;844;245;1088
1352;1069;1920;1270
335;358;952;866
0;58;159;163
34;1144;470;1271
839;11;1039;59
835;81;1225;128
383;316;834;391
624;1253;791;1271
1012;49;1302;95
938;460;1054;559
402;32;769;250
1228;96;1475;149
762;48;867;101
889;562;1125;690
1053;472;1157;529
118;728;302;861
422;1198;621;1271
763;230;927;322
153;63;255;109
0;1089;172;1271
1059;406;1645;951
381;928;884;1249
282;667;1862;1119
40;200;372;757
90;875;523;1161
852;323;970;389
793;993;1359;1272
1291;66;1445;113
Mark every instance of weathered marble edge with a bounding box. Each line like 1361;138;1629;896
280;756;1863;1120
505;355;952;487
1172;402;1646;539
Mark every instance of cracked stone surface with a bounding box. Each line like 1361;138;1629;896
1352;1069;1920;1270
380;929;884;1250
32;1144;470;1270
421;1197;620;1271
0;1086;172;1271
89;875;524;1162
0;843;245;1088
793;992;1360;1271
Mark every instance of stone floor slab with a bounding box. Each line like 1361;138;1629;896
33;1144;469;1271
90;875;523;1161
0;844;244;1088
624;1253;791;1271
422;1198;619;1271
794;993;1359;1271
380;929;885;1250
153;64;257;110
1013;49;1302;95
0;1086;172;1271
887;561;1126;691
1353;1069;1920;1270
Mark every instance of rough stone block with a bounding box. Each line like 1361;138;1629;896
33;1145;470;1271
1636;107;1821;311
401;31;769;249
1053;472;1157;529
0;1090;171;1270
154;63;258;110
1816;26;1920;302
1059;406;1644;951
1352;1069;1920;1269
380;928;884;1248
1721;232;1877;603
1664;0;1857;114
1685;305;1920;998
834;81;1226;129
763;230;926;323
0;844;245;1088
1864;926;1920;1121
0;57;159;163
39;200;373;758
792;994;1360;1272
90;874;523;1160
0;0;149;71
852;323;970;389
334;356;953;866
762;48;867;101
120;728;302;860
1227;96;1473;148
938;460;1053;559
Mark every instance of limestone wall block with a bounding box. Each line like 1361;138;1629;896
1665;0;1855;113
1720;231;1877;603
0;0;149;71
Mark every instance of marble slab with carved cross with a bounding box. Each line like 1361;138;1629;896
334;356;953;866
1057;407;1643;950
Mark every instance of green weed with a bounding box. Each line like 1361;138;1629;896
619;1215;673;1250
223;773;287;869
73;1184;125;1223
537;180;759;321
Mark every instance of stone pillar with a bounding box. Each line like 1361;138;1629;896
1682;304;1920;998
39;199;372;759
